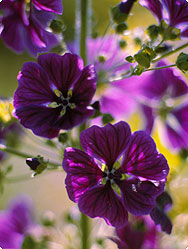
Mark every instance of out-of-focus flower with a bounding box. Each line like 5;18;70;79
0;0;63;56
63;121;169;228
137;60;188;150
140;0;188;37
14;53;97;138
150;191;173;234
0;196;33;248
69;35;139;119
110;216;158;249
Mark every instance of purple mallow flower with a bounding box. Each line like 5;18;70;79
111;216;158;249
14;53;97;138
63;121;169;228
140;0;188;37
137;60;188;150
0;0;63;56
85;36;138;118
0;196;33;248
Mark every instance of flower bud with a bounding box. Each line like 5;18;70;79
176;52;188;72
26;156;47;175
115;22;128;34
111;0;137;24
119;0;137;15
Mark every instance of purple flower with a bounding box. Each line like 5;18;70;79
69;36;138;119
111;216;158;249
137;60;188;150
150;191;173;234
14;53;97;138
0;0;63;56
0;196;33;248
63;121;169;228
140;0;188;37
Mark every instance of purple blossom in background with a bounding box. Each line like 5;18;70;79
0;121;22;161
14;53;97;138
63;121;169;228
111;216;158;249
0;0;63;56
150;191;173;234
140;0;188;37
137;60;188;150
69;36;138;119
0;196;33;248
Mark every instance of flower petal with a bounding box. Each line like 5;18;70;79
38;53;84;95
139;0;163;22
150;191;172;234
139;61;188;99
1;15;24;53
121;131;169;180
80;121;131;170
63;147;102;202
162;0;188;26
78;183;128;228
72;65;97;108
118;178;165;216
15;105;60;138
32;0;63;14
53;107;94;130
14;62;54;108
141;104;155;134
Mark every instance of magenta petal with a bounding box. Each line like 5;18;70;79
78;183;128;228
118;178;165;216
121;131;169;180
15;105;60;138
164;123;188;149
53;107;94;130
140;61;188;99
72;65;97;108
139;0;163;22
181;27;188;37
141;104;155;134
162;0;188;26
63;147;102;202
80;121;131;170
38;53;84;95
32;0;63;14
1;15;24;53
14;62;54;108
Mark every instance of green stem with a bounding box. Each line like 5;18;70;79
80;212;90;249
80;0;88;65
144;64;176;72
152;42;188;63
0;144;61;168
79;1;91;248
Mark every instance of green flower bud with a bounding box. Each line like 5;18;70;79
115;22;128;34
176;52;188;72
126;55;134;63
111;6;127;24
102;113;114;125
26;156;47;175
147;24;160;41
50;19;64;33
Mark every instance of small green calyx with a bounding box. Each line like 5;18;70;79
159;20;180;41
134;46;156;68
147;24;160;41
26;155;47;176
176;52;188;72
111;6;128;24
98;55;106;63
